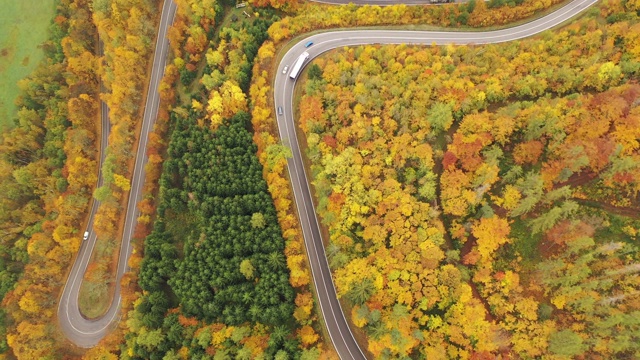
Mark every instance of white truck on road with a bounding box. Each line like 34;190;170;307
289;51;310;79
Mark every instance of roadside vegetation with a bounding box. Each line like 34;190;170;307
0;0;56;131
292;1;640;358
76;0;160;318
266;0;567;44
0;0;100;357
88;2;330;359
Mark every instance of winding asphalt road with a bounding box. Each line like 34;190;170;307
273;0;595;358
57;0;595;354
58;0;177;348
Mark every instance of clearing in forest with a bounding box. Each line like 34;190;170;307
0;0;55;131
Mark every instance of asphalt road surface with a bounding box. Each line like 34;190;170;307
273;0;595;358
58;0;595;354
58;0;177;348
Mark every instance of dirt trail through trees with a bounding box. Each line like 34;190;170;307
573;198;640;219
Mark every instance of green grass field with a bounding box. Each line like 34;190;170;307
0;0;56;131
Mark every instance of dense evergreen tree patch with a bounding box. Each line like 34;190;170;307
167;112;294;325
134;112;298;359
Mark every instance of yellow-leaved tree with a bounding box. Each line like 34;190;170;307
207;80;247;129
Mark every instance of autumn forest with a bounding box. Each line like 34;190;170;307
0;0;638;358
296;1;640;357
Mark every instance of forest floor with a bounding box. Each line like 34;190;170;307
574;198;640;219
0;0;55;131
553;170;640;218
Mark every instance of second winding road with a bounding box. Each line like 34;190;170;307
273;0;596;358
